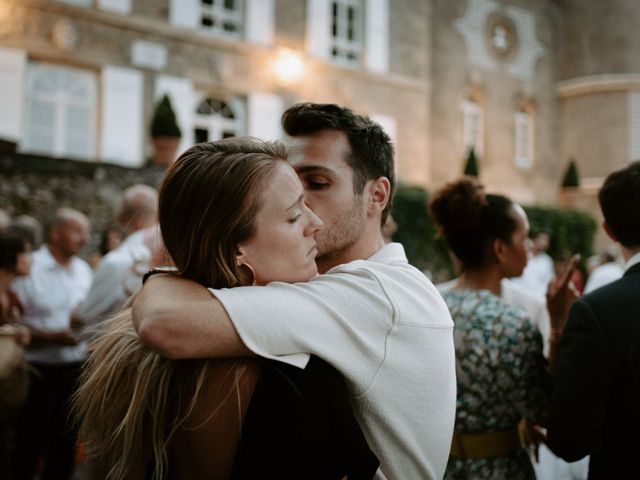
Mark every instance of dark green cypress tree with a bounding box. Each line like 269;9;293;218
561;159;580;187
463;147;479;177
150;95;182;138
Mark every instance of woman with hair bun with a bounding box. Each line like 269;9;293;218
430;177;563;479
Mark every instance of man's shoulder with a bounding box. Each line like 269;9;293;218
582;273;638;308
329;256;431;288
71;254;92;270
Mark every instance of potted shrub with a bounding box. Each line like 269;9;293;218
559;159;581;208
150;95;182;167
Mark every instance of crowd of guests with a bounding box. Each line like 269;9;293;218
0;102;638;480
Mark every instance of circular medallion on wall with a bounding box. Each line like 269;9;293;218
485;12;518;61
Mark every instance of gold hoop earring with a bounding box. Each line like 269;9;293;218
239;262;257;286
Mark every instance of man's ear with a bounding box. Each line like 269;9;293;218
367;177;390;215
603;221;619;243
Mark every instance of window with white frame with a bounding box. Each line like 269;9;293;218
55;0;131;13
55;0;91;6
199;0;244;38
330;0;363;65
462;100;484;157
514;111;534;169
193;96;245;144
22;63;97;159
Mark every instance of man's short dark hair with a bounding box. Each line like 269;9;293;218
598;160;640;248
281;103;396;224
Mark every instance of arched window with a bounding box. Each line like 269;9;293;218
193;96;244;143
22;63;97;159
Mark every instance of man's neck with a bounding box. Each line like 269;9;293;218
48;244;72;267
457;266;503;296
621;245;640;263
316;232;385;274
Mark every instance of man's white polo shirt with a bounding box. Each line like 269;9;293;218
77;229;151;325
212;243;456;480
12;245;93;364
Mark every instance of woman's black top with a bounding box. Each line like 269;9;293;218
231;356;379;480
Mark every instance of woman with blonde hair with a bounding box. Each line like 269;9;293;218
74;138;378;479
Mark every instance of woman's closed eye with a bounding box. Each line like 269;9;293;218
288;213;303;224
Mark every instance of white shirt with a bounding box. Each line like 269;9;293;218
12;245;93;364
584;262;625;294
625;251;640;271
513;252;555;296
438;278;551;357
213;243;457;480
77;230;151;325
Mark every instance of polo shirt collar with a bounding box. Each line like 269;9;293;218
625;251;640;272
367;242;408;265
38;245;61;270
38;245;74;271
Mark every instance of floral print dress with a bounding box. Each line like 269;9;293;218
442;289;552;480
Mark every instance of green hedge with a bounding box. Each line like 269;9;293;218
390;185;453;281
522;206;597;262
390;184;598;281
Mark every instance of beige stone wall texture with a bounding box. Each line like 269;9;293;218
561;92;629;179
558;0;640;80
430;0;562;205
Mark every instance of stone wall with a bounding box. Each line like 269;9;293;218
430;0;562;204
0;150;165;259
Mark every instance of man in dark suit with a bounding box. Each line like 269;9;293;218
547;160;640;478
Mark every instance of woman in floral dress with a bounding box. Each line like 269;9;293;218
430;178;571;479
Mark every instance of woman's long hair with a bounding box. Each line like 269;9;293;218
74;138;286;479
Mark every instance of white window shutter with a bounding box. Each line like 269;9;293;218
169;0;199;29
97;0;131;14
0;47;26;143
246;0;274;45
364;0;389;73
369;113;396;145
514;111;534;169
248;92;283;141
306;0;331;59
101;66;144;167
154;75;194;157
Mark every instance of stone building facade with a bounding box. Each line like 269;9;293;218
0;0;637;249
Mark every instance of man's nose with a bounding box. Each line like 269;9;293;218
305;209;323;235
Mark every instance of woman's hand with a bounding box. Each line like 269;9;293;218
546;254;580;335
519;420;546;463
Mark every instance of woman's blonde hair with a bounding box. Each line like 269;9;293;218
74;138;287;479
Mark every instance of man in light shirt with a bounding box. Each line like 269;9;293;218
76;184;158;325
133;103;456;479
514;231;555;296
12;208;92;480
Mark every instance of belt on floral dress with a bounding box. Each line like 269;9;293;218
449;427;522;459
